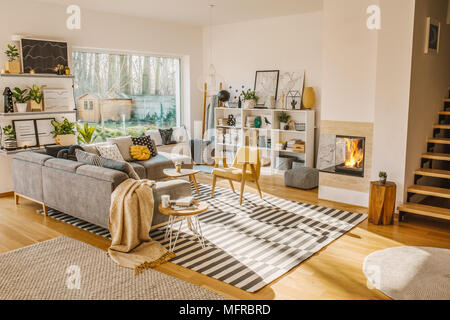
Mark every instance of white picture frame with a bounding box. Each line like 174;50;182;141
425;17;440;55
43;89;74;111
12;119;38;148
254;70;280;108
35;118;56;146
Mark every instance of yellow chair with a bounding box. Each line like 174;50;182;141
211;147;262;205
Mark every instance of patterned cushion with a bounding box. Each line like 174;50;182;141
96;144;124;161
159;128;176;145
106;136;133;161
75;149;102;167
129;145;151;161
132;136;158;157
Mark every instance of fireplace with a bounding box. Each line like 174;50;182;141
319;135;366;178
335;136;365;177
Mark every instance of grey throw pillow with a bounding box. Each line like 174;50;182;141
75;149;102;167
100;157;140;180
159;128;176;145
106;136;133;161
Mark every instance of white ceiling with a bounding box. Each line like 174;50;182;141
32;0;323;26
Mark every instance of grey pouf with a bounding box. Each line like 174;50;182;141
284;167;319;190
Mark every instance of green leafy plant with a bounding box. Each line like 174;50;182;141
28;85;46;104
379;171;387;179
76;123;99;144
241;89;258;101
12;87;30;103
51;118;76;137
278;112;291;123
5;44;19;62
2;125;16;139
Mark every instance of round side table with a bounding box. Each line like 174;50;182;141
369;181;396;225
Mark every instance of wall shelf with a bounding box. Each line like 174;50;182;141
0;73;74;79
0;110;76;117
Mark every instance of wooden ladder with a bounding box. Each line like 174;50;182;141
398;88;450;221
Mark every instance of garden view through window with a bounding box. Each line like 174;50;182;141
72;50;181;140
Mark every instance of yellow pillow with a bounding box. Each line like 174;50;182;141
129;145;151;161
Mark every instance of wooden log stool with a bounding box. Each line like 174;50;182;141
369;181;396;225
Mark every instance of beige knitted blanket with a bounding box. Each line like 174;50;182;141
108;179;175;274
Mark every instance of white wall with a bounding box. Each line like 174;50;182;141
321;0;378;123
404;0;450;199
371;0;416;205
202;11;323;151
0;0;204;132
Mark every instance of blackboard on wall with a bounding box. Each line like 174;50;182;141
20;38;68;74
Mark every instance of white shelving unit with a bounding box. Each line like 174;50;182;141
215;107;315;175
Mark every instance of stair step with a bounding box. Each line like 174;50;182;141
422;152;450;161
407;185;450;199
438;111;450;116
445;99;450;102
398;203;450;221
433;124;450;129
414;168;450;179
428;137;450;144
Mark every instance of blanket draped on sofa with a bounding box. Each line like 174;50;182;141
108;179;175;274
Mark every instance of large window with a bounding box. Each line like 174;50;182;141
72;50;181;139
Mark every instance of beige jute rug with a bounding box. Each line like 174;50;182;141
0;236;225;300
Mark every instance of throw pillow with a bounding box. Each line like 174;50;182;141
131;135;158;157
129;145;151;161
106;136;133;161
145;130;163;146
159;128;176;145
75;149;102;167
100;157;140;180
96;144;125;161
45;145;73;158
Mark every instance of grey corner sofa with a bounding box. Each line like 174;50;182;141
12;149;193;230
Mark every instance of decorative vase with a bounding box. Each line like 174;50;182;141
4;61;20;74
3;138;17;150
302;87;316;109
30;100;43;111
16;103;27;113
243;99;256;109
56;134;77;146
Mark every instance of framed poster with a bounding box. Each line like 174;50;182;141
254;70;279;108
43;89;74;111
12;120;38;148
35;118;56;146
20;38;68;73
424;17;440;55
278;71;305;108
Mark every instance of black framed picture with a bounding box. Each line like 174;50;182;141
12;119;38;148
20;38;68;73
35;118;56;146
425;17;440;55
254;70;280;108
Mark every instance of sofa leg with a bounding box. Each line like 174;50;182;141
14;193;19;205
42;204;48;216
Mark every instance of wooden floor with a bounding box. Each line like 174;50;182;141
1;173;449;300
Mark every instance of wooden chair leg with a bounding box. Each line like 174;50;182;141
250;164;262;198
240;163;247;205
228;179;235;192
211;175;217;198
191;174;201;196
14;193;19;205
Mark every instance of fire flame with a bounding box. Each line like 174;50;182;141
344;138;364;168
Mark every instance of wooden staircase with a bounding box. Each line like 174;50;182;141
398;88;450;221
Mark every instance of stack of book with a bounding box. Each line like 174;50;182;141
286;140;305;153
170;196;197;210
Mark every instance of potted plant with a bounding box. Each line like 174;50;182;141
51;118;77;146
28;85;46;111
76;123;99;144
278;112;291;130
379;171;387;185
2;125;17;150
241;89;258;109
4;44;20;74
12;87;30;113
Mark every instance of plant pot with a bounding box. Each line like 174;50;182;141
30;100;43;111
175;164;182;173
243;99;256;109
3;138;17;150
16;103;28;113
4;61;21;74
379;178;387;185
56;134;77;146
280;122;287;130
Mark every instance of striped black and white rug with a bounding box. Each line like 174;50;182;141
38;183;367;292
